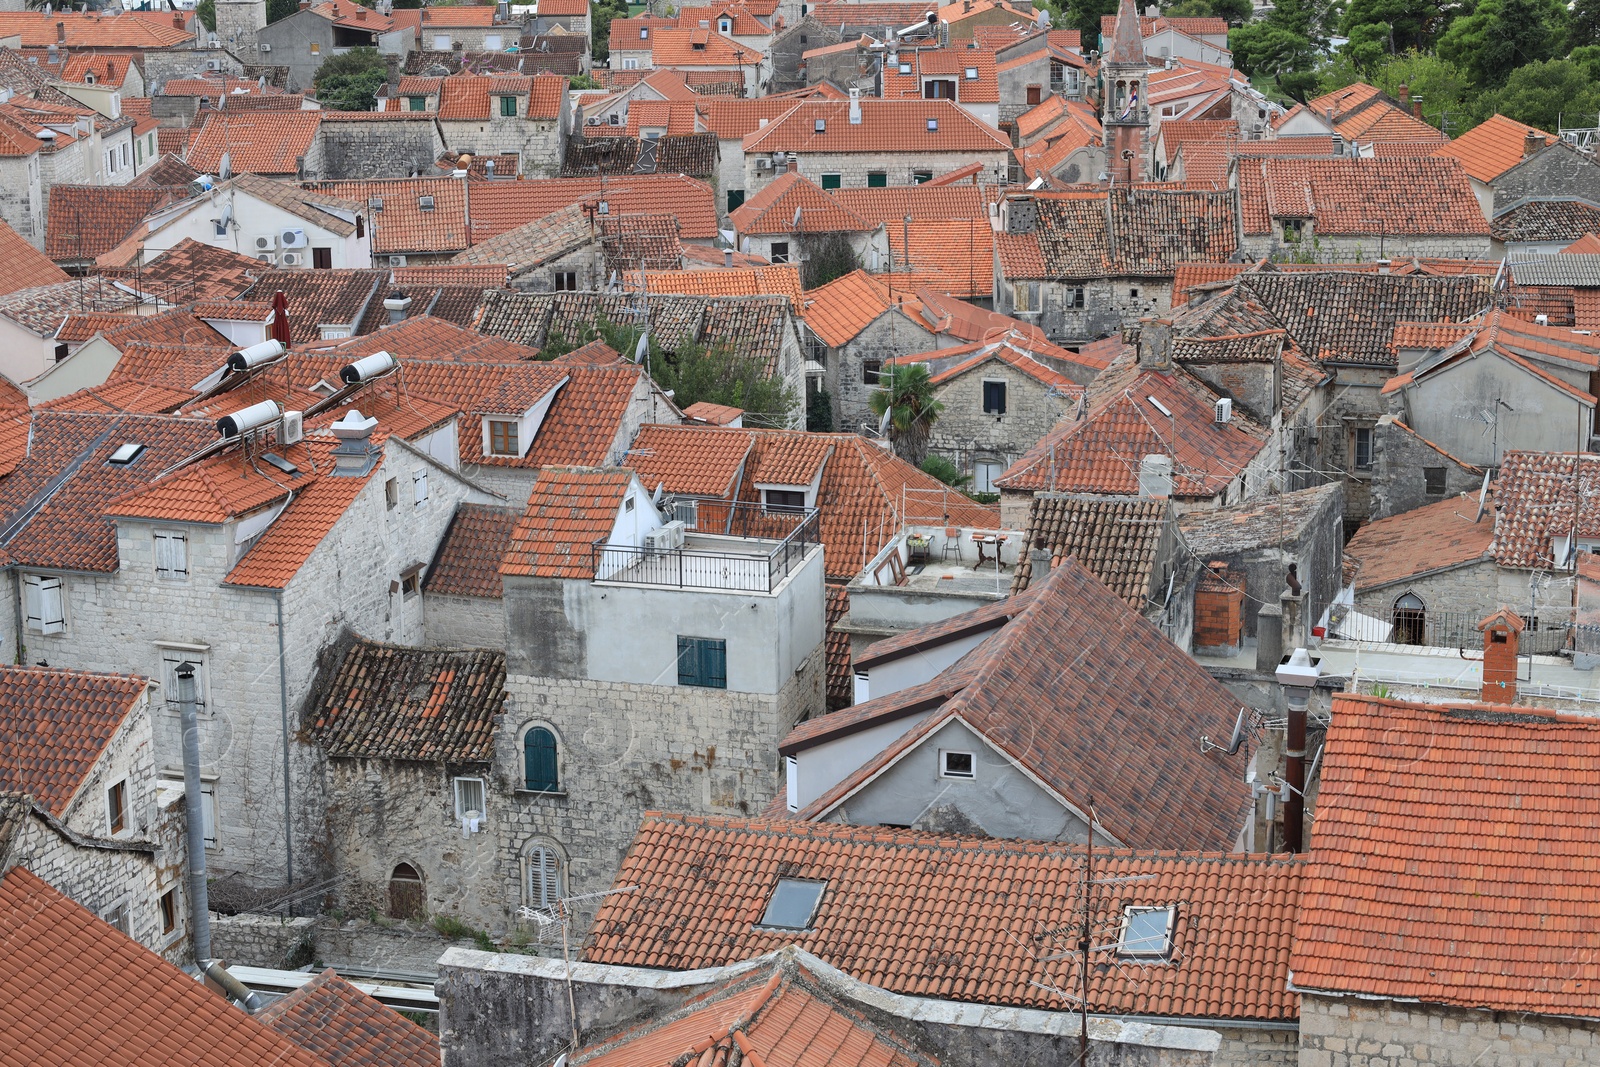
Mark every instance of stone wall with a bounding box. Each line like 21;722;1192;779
0;155;42;246
1299;991;1600;1067
1214;1025;1297;1067
422;592;508;649
1239;233;1493;263
824;311;939;436
768;18;841;93
926;357;1077;478
997;277;1174;347
1369;416;1484;520
143;49;247;95
438;116;566;178
212;911;464;975
317;117;447;181
747;149;1010;197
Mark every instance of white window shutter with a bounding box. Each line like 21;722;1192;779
413;469;428;505
39;577;64;634
22;575;41;631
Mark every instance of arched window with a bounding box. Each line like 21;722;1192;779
1393;593;1426;646
526;843;565;910
388;862;424;919
524;726;559;792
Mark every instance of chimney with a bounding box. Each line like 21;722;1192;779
724;248;733;267
1274;648;1320;854
1479;608;1524;704
1136;315;1173;370
56;20;65;43
328;409;381;476
1396;83;1408;107
174;9;184;27
849;86;862;124
383;290;412;324
1137;454;1172;498
1028;534;1054;581
300;0;311;9
356;5;365;17
1524;128;1545;158
1193;561;1245;655
1377;258;1391;274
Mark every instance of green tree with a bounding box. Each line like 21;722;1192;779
569;72;601;90
868;363;944;466
312;47;390;111
919;454;972;491
268;0;300;22
589;318;797;423
800;233;858;289
1486;56;1600;130
1338;0;1446;57
591;0;631;63
1573;0;1600;48
1319;49;1482;130
1230;0;1328;97
1069;0;1122;49
1437;0;1567;86
806;388;834;432
196;0;215;30
1166;0;1253;23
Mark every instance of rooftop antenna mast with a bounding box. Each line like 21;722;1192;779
519;885;638;1056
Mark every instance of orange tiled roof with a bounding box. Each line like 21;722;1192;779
730;171;872;236
1493;450;1600;568
630;265;803;310
887;218;994;299
1292;695;1600;1018
1345;490;1493;590
0;666;148;818
187;111;321;176
881;48;998;105
0;867;332;1067
44;185;174;262
588;812;1302;1020
0;11;193;47
799;269;905;347
38;380;194;415
466;175;719;242
312;178;469;255
829;182;989;226
0;216;67;295
743;99;1010;154
1237;156;1486;237
647;26;750;67
422;503;520;599
258;970;438;1067
890;335;1081;392
500;466;633;579
625;423;754;496
1432;113;1555;184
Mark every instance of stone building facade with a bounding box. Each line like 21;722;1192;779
912;350;1080;489
750;148;1010;198
817;309;938;436
1298;992;1600;1067
768;18;842;93
1368;416;1484;520
316;115;448;182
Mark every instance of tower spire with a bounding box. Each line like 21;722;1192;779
1106;0;1145;65
1101;0;1149;183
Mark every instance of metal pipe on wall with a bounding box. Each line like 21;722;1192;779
176;661;211;964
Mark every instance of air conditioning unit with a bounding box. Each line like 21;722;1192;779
280;250;306;266
257;252;276;264
586;117;599;125
1214;397;1233;424
755;157;772;169
644;521;686;552
259;42;271;51
279;410;304;445
280;228;308;248
388;254;408;267
206;58;221;70
253;233;277;251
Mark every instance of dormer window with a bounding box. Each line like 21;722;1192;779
719;17;731;31
1282;218;1306;241
499;95;517;117
488;419;519;456
692;39;706;49
763;489;806;512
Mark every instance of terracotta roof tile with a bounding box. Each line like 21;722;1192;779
743;100;1010;154
0;867;332;1067
731;171;872;236
0;11;193;47
646;26;749;67
630;266;803;311
1237;157;1485;237
309;635;505;763
38;380;194;415
1008;494;1166;604
1345;491;1493;590
0;216;66;294
625;423;754;496
423;503;520;599
0;665;147;817
236;268;386;344
257;970;439;1067
1021;187;1239;278
881;48;997;104
1493;450;1600;568
553;339;624;365
800;269;921;347
501;466;634;579
109;239;266;302
829;182;988;227
312;179;469;255
1292;695;1600;1017
186;111;322;176
1492;198;1600;244
466;175;719;242
588;811;1302;1020
1432;113;1555;183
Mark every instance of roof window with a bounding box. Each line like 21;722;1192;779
368;196;384;210
108;443;145;465
1117;905;1176;959
419;194;435;211
757;878;826;930
926;117;938;131
814;117;826;133
965;66;978;79
261;452;299;475
1146;395;1172;417
640;26;649;36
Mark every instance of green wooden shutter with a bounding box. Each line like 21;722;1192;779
524;728;558;791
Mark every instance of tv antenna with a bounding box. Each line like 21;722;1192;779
518;884;638;1053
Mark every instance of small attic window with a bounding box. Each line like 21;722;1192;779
309;379;339;397
368;196;384;210
640;26;649;37
419;194;435;210
815;117;826;133
757;878;826;931
926;117;938;131
899;62;911;73
109;443;145;465
965;66;978;79
1118;906;1176;959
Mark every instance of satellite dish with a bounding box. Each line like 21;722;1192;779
1201;708;1249;756
877;406;891;435
218;150;232;179
1473;467;1490;523
651;483;663;506
633;332;648;363
792;205;803;229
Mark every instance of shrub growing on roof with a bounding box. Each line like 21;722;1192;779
313;47;391;112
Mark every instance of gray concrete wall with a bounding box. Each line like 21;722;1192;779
1396;356;1592;470
1369;416;1484;520
1299;991;1600;1067
821;718;1091;841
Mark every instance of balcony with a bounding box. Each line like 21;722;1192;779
591;501;820;594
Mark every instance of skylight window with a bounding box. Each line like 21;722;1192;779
108;443;145;465
965;66;978;79
418;194;435;211
261;452;299;475
1146;396;1172;418
1117;905;1175;959
926;118;938;131
757;878;826;930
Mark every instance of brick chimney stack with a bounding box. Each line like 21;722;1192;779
1479;608;1525;704
1524;129;1546;158
1136;316;1173;370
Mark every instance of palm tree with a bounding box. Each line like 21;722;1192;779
869;363;944;466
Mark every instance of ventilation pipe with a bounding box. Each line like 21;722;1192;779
1274;648;1320;854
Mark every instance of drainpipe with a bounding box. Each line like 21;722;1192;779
203;959;264;1013
177;662;211;963
12;570;25;665
276;591;294;895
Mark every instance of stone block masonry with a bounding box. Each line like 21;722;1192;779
1299;992;1600;1067
317;118;447;182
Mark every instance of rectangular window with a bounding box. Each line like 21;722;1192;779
1068;286;1086;308
22;573;65;635
312;246;332;269
161;649;209;715
107;781;128;835
982;380;1007;415
153;530;188;579
1118;905;1176;958
103;901;131;936
408;95;427;111
121;143;129;167
400;569;422;598
1424;466;1447;496
213;219;228;237
553;270;578;291
862;359;882;384
820;173;841;190
1352;427;1374;470
727;188;745;212
764;489;806;512
867;171;887;187
770;241;790;264
432;33;450;48
621;57;639;69
677;636;728;689
385;477;399;509
1026;84;1042;105
159;889;177;934
974;459;1003;493
310;41;321;53
499;95;518;117
913;171;933;184
1283;218;1304;241
484;33;503;48
454;776;486;820
940;750;975;778
413;469;429;504
758;878;826;930
1013;281;1036;312
488;419;519;456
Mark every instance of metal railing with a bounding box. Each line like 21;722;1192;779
1389;610;1571;655
592;504;819;593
